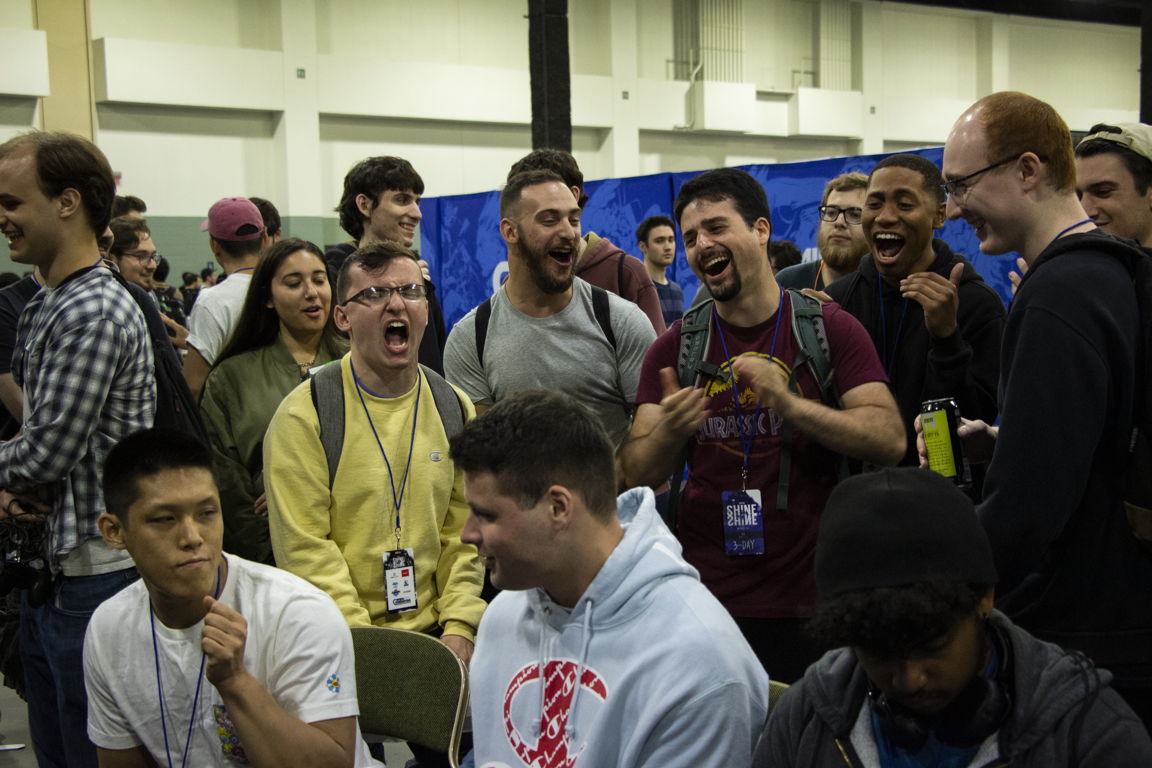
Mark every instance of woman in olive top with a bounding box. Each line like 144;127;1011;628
200;237;347;563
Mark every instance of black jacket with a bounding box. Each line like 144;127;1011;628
826;240;1004;466
979;231;1152;684
757;611;1152;767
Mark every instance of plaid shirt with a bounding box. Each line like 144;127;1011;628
2;266;155;559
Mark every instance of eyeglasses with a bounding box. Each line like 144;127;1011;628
122;250;158;264
340;283;427;307
940;156;1017;202
818;205;863;225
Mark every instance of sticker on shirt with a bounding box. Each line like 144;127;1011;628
722;489;764;556
383;548;418;613
326;673;341;693
213;704;250;764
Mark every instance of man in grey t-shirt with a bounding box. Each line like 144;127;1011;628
444;170;655;447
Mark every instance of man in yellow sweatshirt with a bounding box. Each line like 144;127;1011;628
264;241;484;672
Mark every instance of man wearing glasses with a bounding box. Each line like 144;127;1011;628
263;241;485;679
776;172;871;292
942;92;1152;731
825;154;1004;467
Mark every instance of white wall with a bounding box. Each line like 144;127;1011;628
1;0;1142;223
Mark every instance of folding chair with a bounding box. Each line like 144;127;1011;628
351;626;469;768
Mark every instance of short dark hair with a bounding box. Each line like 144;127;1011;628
508;149;587;208
0;131;116;236
248;196;282;237
871;153;946;204
200;267;216;281
111;194;147;218
636;215;675;245
102;428;216;522
674;168;772;230
500;169;567;221
153;256;171;283
336;240;421;304
769;240;802;271
336;156;425;241
211;235;264;260
809;581;992;657
182;271;198;287
449;391;616;519
1075;123;1152;196
109;216;151;257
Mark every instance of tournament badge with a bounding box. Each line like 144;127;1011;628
383;548;418;613
722;489;765;556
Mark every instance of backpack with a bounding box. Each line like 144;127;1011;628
309;360;466;488
111;270;209;445
667;290;842;524
1036;233;1152;551
473;284;616;365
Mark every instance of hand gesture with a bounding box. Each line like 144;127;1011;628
160;314;189;350
730;355;790;412
0;487;51;520
252;493;268;518
202;596;250;691
901;263;963;339
655;367;708;440
1009;256;1028;296
915;414;999;468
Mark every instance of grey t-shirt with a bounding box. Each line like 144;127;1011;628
444;279;657;446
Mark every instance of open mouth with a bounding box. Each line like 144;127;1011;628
700;249;732;277
549;248;573;267
302;304;323;319
873;232;906;261
385;320;410;352
3;229;23;249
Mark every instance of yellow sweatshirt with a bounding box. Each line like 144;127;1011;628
265;355;484;640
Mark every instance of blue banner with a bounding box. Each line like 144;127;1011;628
422;148;1013;329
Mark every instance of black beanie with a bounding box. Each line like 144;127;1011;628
815;467;998;599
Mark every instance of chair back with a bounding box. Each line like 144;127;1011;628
351;626;469;766
768;679;790;712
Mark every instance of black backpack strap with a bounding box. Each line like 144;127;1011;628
421;364;467;440
590;285;616;351
676;298;722;388
778;290;843;511
616;251;626;294
474;296;493;368
310;361;345;490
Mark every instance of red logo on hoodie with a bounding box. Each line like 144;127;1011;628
503;660;609;767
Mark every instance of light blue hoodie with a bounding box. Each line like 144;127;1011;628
468;487;769;768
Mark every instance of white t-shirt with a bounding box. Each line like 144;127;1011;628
186;272;253;365
84;554;380;767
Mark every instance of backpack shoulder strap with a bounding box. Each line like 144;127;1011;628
677;298;722;388
310;361;346;489
786;289;835;400
616;251;626;294
777;290;842;511
590;285;617;351
421;364;467;440
474;296;494;368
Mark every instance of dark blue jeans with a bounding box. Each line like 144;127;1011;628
20;567;138;768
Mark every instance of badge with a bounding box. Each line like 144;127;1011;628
722;489;764;556
383;548;417;613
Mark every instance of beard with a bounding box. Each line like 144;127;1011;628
818;229;868;273
698;246;743;303
521;238;576;295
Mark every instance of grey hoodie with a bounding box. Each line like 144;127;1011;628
757;611;1152;767
468;487;769;768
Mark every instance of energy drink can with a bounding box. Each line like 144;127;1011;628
920;398;971;487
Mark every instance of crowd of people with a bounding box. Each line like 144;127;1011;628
0;88;1150;767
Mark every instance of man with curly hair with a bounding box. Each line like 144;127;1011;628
758;468;1152;767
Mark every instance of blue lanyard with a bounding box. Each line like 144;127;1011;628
351;360;421;548
151;565;222;768
876;277;910;377
712;287;784;488
1050;218;1094;247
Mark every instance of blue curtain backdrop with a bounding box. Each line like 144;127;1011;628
421;147;1014;329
